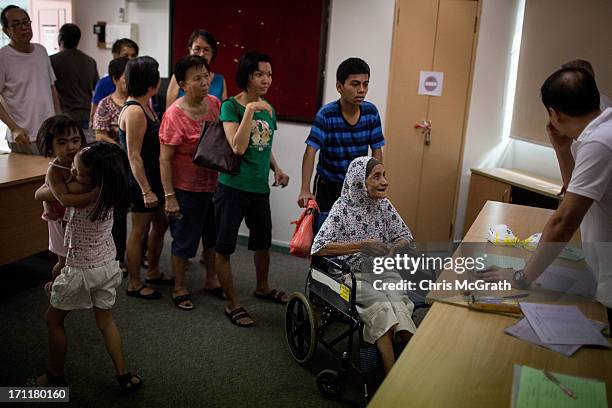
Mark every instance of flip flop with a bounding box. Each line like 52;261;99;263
126;285;162;300
145;273;175;285
254;289;288;304
225;306;254;327
173;293;195;311
204;286;226;300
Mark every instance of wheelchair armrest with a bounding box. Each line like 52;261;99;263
311;256;351;274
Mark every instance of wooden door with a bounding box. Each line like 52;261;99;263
385;0;479;242
30;0;72;55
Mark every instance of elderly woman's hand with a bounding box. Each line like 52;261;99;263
391;239;413;254
360;239;390;256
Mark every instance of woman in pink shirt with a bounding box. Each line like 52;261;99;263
159;55;222;310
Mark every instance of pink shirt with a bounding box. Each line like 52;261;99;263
64;204;115;269
159;95;220;192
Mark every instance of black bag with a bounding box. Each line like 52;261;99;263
192;119;242;175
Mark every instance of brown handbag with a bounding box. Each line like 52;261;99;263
192;102;242;175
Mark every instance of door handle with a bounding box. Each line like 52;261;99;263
415;120;432;146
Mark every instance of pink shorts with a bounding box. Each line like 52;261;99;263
48;220;68;257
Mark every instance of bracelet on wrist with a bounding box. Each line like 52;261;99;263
164;192;175;198
141;189;151;197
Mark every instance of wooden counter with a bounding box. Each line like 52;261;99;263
0;153;50;265
464;168;563;236
368;201;611;408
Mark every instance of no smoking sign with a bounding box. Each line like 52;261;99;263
418;71;444;96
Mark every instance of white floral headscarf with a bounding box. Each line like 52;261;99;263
311;156;413;267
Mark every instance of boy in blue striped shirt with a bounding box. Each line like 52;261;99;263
298;58;385;212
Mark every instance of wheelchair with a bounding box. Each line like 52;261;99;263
284;212;433;403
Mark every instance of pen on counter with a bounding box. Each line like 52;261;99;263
543;370;577;400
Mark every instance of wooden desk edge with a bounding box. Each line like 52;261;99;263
0;174;46;188
471;167;562;200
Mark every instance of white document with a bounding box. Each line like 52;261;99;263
519;302;610;347
475;252;525;271
505;317;606;357
535;264;597;298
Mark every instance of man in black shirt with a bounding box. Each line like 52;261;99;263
50;23;99;128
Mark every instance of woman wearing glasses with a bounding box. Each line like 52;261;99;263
166;29;227;106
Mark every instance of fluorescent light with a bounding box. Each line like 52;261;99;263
501;0;526;140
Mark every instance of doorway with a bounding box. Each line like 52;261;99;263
384;0;479;242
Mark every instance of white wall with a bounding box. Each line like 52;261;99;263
453;0;561;240
254;0;396;246
453;0;519;239
74;0;170;77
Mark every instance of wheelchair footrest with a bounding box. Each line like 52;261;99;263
359;345;381;371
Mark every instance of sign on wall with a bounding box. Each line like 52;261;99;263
418;71;444;96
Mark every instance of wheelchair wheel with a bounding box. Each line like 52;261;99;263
285;292;317;365
316;369;345;400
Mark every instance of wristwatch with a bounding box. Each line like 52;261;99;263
513;269;529;289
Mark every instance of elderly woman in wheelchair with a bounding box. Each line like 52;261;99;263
310;156;417;374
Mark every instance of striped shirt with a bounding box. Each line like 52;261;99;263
306;100;385;183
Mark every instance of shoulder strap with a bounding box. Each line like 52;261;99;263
119;100;151;126
124;100;144;111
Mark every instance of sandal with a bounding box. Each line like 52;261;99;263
173;293;195;311
26;371;68;387
254;289;288;304
116;372;142;394
145;273;175;285
204;286;226;300
126;285;162;300
224;306;254;327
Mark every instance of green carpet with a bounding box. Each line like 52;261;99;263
0;243;368;407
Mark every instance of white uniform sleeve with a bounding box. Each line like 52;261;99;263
567;141;612;201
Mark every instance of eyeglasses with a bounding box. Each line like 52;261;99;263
10;19;32;29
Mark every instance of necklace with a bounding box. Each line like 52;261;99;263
49;158;71;171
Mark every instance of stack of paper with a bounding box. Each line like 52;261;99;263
505;318;606;357
535;265;597;298
511;365;608;408
505;303;610;356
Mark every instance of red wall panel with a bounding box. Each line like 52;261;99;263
171;0;329;122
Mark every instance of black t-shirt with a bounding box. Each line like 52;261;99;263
50;48;99;122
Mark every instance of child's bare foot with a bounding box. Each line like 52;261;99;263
26;371;67;387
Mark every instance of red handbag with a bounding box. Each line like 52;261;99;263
289;199;319;258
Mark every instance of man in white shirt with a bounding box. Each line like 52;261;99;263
0;5;60;155
483;67;612;322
